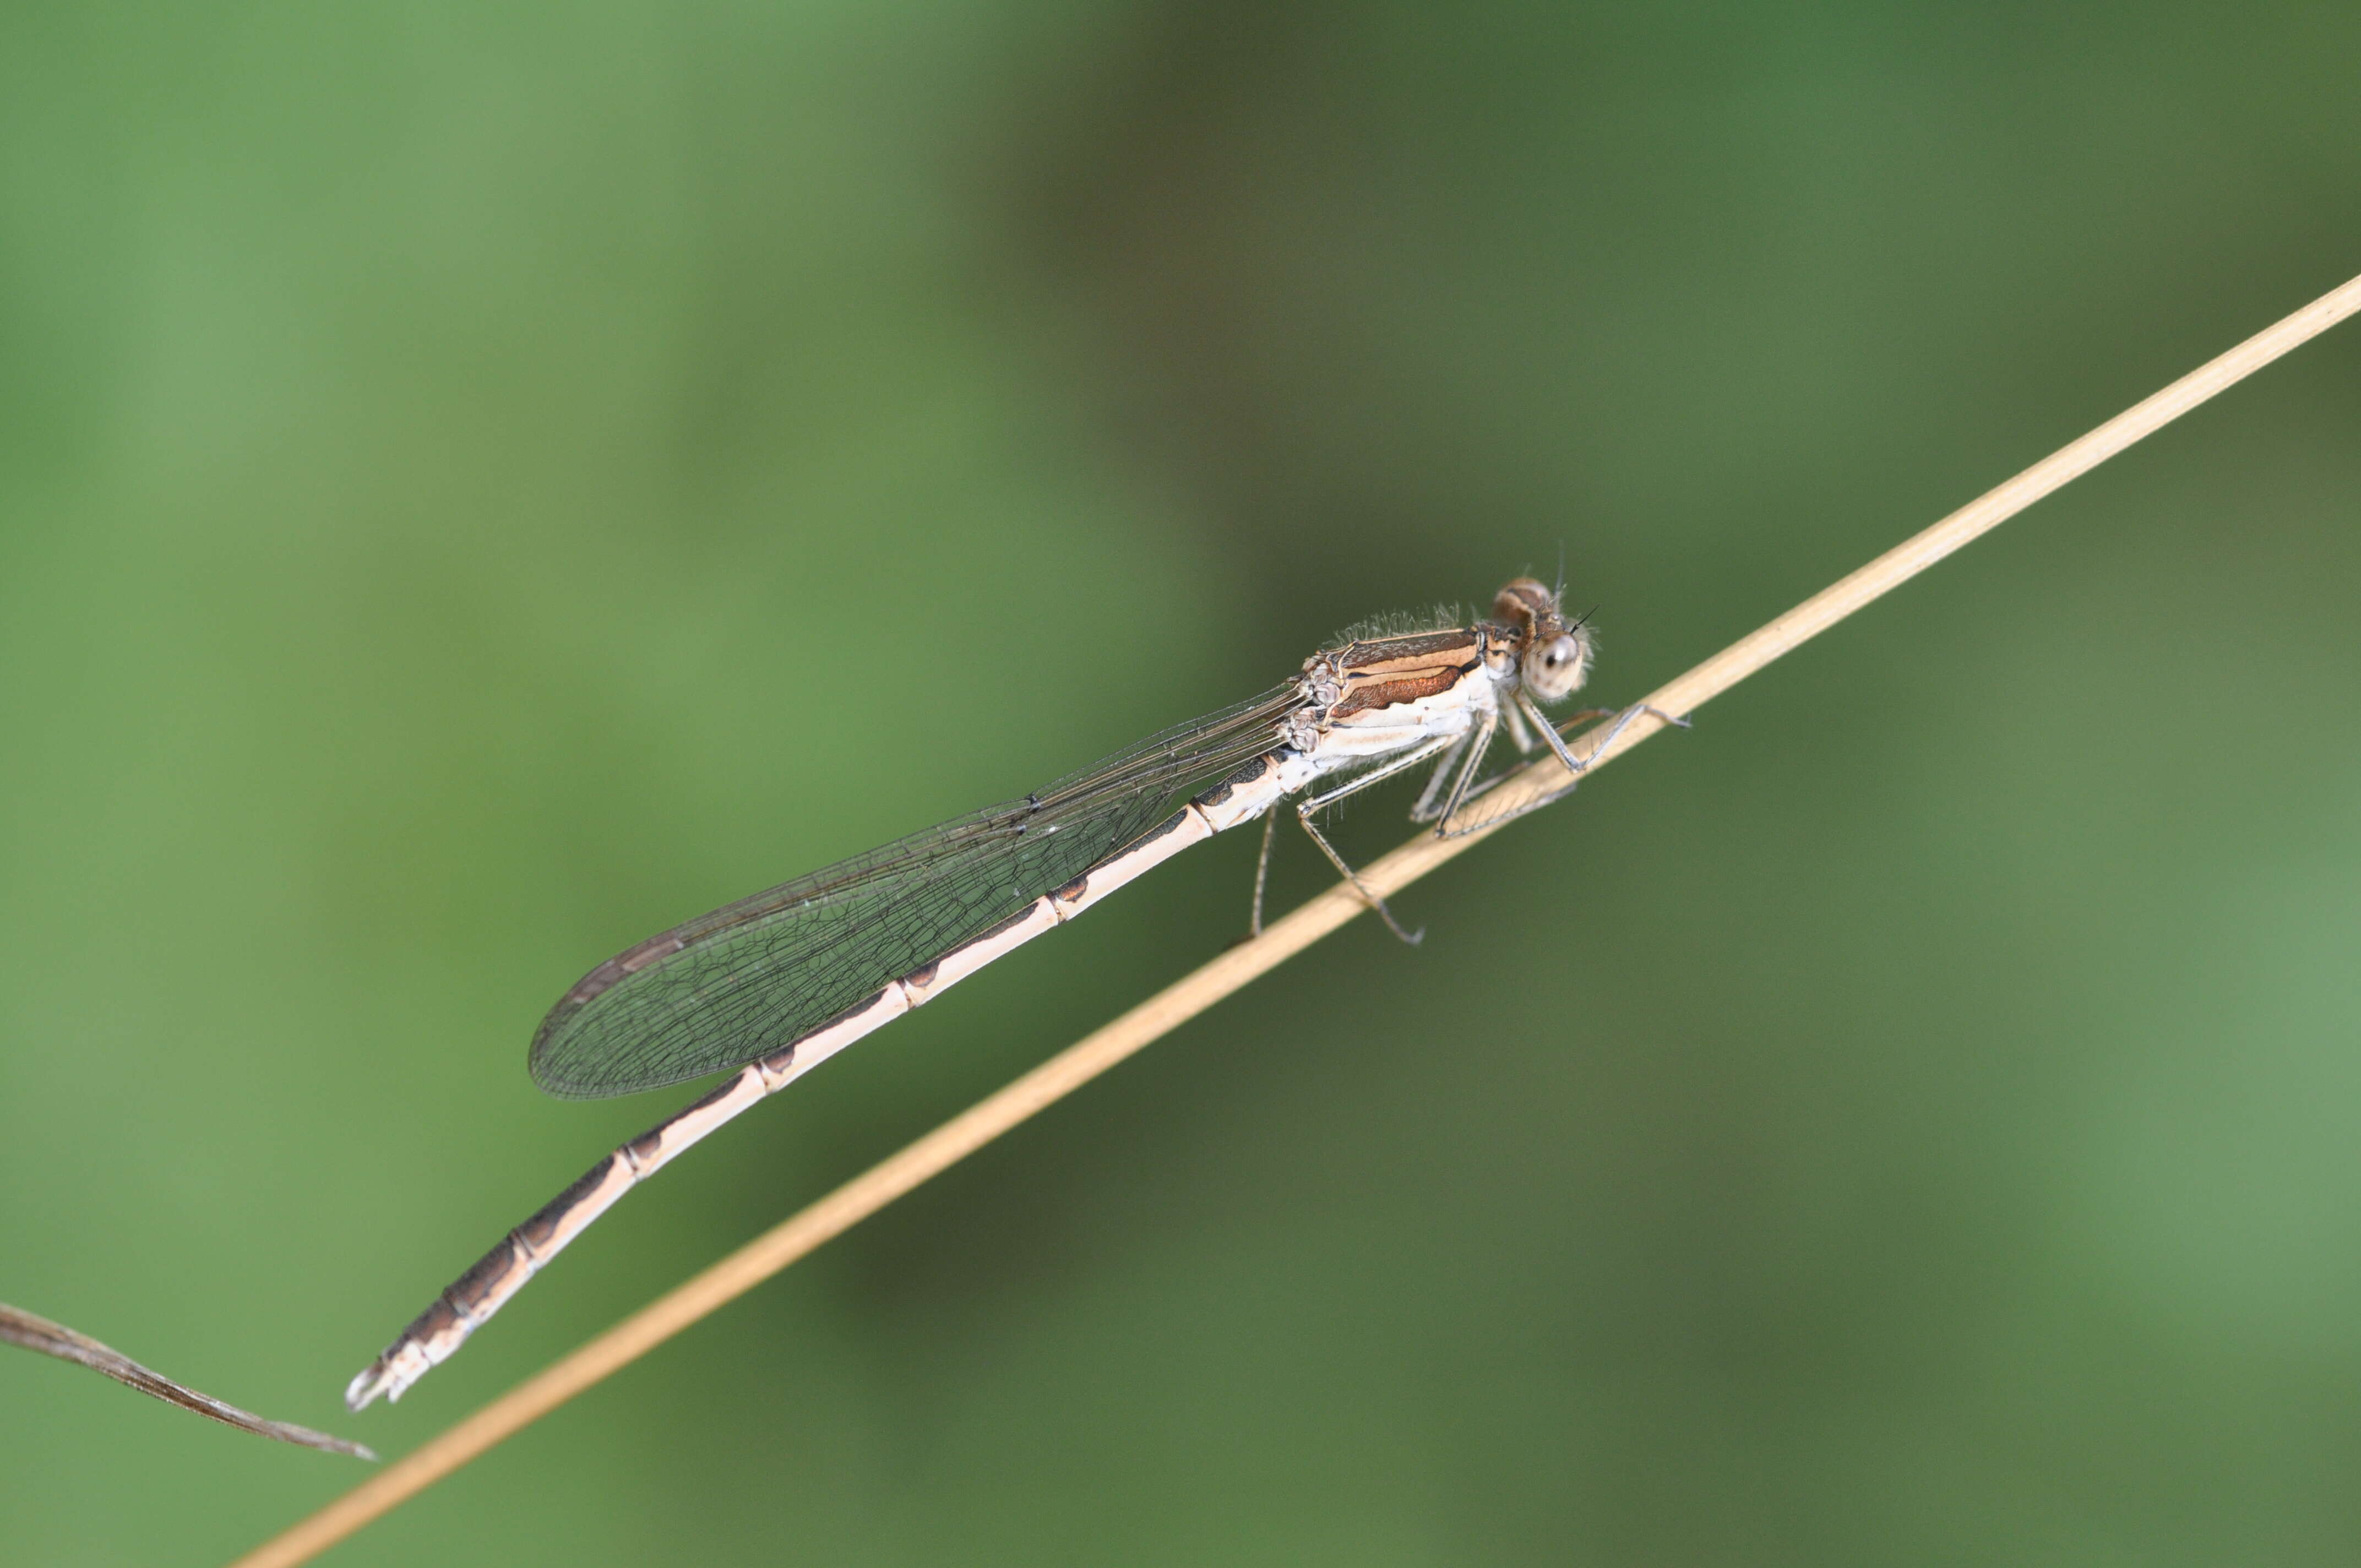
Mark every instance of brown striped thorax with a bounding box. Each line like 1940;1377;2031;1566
1285;577;1593;761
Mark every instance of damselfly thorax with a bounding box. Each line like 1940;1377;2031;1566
346;575;1669;1411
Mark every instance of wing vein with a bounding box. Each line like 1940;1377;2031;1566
527;685;1303;1098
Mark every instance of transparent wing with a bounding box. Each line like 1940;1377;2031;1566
527;686;1303;1098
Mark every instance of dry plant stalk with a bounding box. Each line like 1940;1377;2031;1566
232;269;2361;1568
0;1302;373;1461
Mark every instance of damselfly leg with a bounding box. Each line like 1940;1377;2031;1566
1436;702;1690;838
1247;809;1277;939
1408;728;1477;821
1287;733;1461;944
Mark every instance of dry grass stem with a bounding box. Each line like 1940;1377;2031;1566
230;269;2361;1568
1;1303;374;1461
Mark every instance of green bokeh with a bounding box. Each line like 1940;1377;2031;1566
4;3;2359;1562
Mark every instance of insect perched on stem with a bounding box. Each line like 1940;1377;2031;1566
347;575;1676;1410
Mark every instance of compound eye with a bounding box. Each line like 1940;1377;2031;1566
1528;634;1586;698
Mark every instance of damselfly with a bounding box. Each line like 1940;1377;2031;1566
347;576;1671;1409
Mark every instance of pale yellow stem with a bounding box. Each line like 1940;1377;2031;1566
230;269;2361;1568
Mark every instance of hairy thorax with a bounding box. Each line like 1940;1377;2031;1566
1290;624;1515;766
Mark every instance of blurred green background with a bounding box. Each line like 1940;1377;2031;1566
4;2;2359;1562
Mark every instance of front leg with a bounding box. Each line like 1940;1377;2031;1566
1516;694;1619;776
1501;698;1536;755
1439;701;1691;839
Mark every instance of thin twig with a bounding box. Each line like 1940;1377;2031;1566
1;1302;374;1461
230;269;2361;1568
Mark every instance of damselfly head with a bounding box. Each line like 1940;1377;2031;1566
1491;578;1593;703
